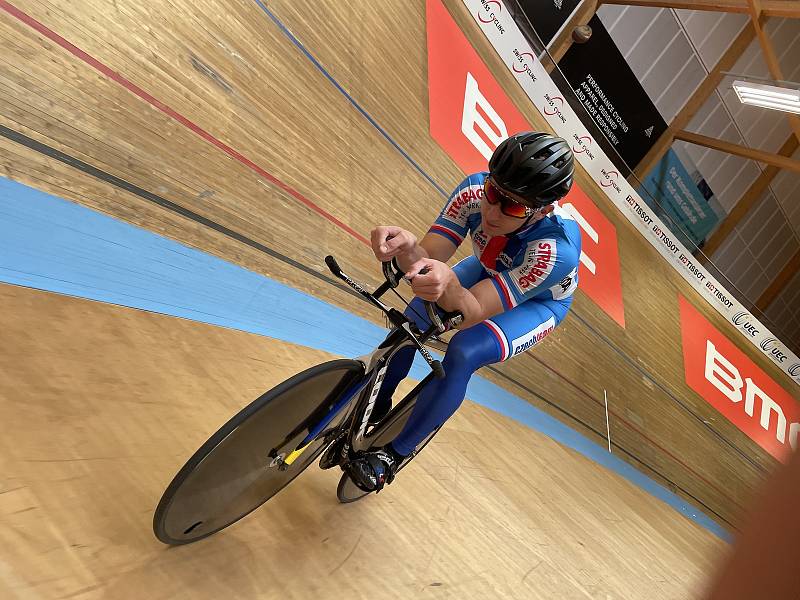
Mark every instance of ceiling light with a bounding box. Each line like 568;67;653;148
733;80;800;115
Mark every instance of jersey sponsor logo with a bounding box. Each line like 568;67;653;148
498;252;514;268
514;240;557;292
550;267;578;300
472;231;499;274
511;317;556;356
443;185;483;223
473;230;489;250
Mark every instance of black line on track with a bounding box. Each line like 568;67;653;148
0;124;362;304
569;311;766;475
0;125;736;530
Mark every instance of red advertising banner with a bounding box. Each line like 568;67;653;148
426;0;625;327
679;295;800;461
426;0;532;174
560;186;625;327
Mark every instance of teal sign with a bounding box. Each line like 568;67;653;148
638;149;721;249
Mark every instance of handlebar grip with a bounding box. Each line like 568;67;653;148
431;360;445;379
325;255;342;277
424;301;446;333
381;258;403;289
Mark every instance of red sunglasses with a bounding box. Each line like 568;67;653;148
483;179;532;219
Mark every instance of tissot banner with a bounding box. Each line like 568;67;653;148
558;15;668;172
679;296;799;461
427;0;626;327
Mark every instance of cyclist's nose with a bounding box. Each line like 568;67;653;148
485;200;501;219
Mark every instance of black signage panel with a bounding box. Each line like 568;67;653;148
558;15;668;171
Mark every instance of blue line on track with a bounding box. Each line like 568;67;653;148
251;0;449;199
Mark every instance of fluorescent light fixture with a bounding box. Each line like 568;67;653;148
733;80;800;115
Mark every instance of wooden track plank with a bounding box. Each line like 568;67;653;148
0;283;724;599
1;0;795;534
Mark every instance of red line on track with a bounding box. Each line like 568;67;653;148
0;0;369;246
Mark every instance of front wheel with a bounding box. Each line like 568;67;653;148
153;359;365;544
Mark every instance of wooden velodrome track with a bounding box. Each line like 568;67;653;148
0;0;795;597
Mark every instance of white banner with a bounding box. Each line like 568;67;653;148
462;0;800;389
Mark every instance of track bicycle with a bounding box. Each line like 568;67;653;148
153;255;463;545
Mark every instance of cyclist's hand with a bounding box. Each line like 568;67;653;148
371;226;418;262
405;258;454;302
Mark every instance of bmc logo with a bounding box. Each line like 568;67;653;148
426;0;625;326
679;296;799;461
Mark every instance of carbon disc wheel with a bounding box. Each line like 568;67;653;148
153;359;365;544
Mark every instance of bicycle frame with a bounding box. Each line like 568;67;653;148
282;329;419;466
279;256;461;468
153;255;463;543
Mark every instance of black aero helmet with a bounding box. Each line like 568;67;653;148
488;132;574;208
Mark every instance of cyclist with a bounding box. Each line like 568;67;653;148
346;131;582;492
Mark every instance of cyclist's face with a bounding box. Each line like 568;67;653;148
481;182;546;236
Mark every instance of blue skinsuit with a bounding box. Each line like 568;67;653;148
378;173;582;455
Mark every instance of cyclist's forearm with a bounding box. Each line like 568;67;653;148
396;244;429;273
437;277;483;328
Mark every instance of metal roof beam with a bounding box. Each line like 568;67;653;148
699;135;798;261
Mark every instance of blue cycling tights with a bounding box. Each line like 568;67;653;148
374;294;565;456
